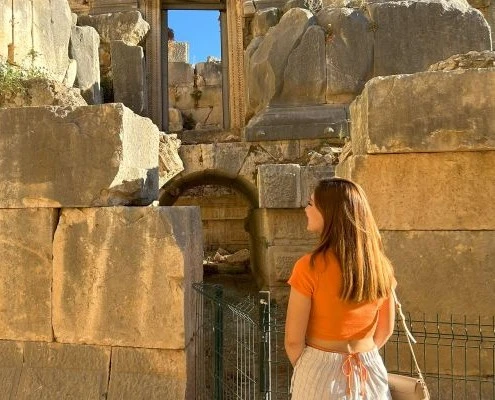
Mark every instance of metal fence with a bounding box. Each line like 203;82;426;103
192;282;495;399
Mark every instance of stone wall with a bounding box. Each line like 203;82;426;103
336;67;495;317
0;101;202;399
168;60;224;131
244;0;492;140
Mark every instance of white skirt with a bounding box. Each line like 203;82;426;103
290;346;392;400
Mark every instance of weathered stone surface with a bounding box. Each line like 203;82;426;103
251;208;318;246
267;245;313;282
185;106;223;128
16;342;110;400
336;152;495;230
247;8;314;114
32;0;73;82
0;74;87;108
252;7;282;37
168;62;194;86
300;165;336;208
0;341;22;398
108;347;187;400
0;0;72;82
428;50;495;71
70;25;102;104
0;104;159;207
196;61;223;86
111;41;147;115
52;206;203;349
196;86;223;108
350;69;495;155
382;230;495;316
317;7;373;96
63;58;78;87
159;132;184;187
168;108;184;132
0;209;56;342
245;104;348;141
369;0;492;76
279;25;326;105
78;11;150;46
258;164;301;208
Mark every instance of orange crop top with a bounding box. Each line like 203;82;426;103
288;252;388;341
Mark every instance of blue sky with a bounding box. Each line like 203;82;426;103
168;10;222;64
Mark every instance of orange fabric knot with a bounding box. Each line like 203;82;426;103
341;353;368;397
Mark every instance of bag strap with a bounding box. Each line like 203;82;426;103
392;290;430;396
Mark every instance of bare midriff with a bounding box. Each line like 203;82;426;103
306;336;376;354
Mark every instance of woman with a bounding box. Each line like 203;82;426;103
285;178;396;399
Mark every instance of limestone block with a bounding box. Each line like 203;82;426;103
300;165;336;208
244;36;264;117
252;7;282;37
428;50;495;71
245;104;348;141
279;25;326;105
63;59;78;87
335;152;495;230
52;206;203;349
258;164;301;208
168;85;195;109
382;230;495;316
32;0;73;82
250;208;318;246
196;86;223;108
16;342;110;400
186;106;223;127
196;61;222;86
70;25;102;104
317;8;373;96
168;108;184;133
369;0;492;76
0;341;22;398
111;41;147;115
351;69;495;155
0;75;87;108
0;0;71;82
247;8;314;114
267;245;313;283
108;347;187;400
0;104;159;207
168;62;194;86
0;209;56;342
78;11;150;46
168;41;189;63
159;132;184;187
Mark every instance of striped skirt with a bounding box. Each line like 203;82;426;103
290;346;392;400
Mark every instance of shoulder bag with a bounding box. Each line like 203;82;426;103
387;291;430;400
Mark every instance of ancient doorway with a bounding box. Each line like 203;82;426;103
161;1;229;134
159;174;260;290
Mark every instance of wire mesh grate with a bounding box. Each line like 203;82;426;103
192;283;495;399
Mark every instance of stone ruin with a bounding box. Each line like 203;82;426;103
0;0;493;398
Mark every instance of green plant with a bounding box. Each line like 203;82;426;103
0;63;47;104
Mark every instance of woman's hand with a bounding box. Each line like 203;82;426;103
285;287;311;366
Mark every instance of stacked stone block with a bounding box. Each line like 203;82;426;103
252;164;335;300
336;68;495;317
0;103;202;399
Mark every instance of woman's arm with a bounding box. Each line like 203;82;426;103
284;287;311;366
373;291;396;349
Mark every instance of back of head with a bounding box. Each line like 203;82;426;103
311;178;394;303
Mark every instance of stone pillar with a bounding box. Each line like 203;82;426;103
226;0;246;130
139;0;163;129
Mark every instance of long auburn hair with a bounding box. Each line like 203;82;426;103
310;178;394;303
